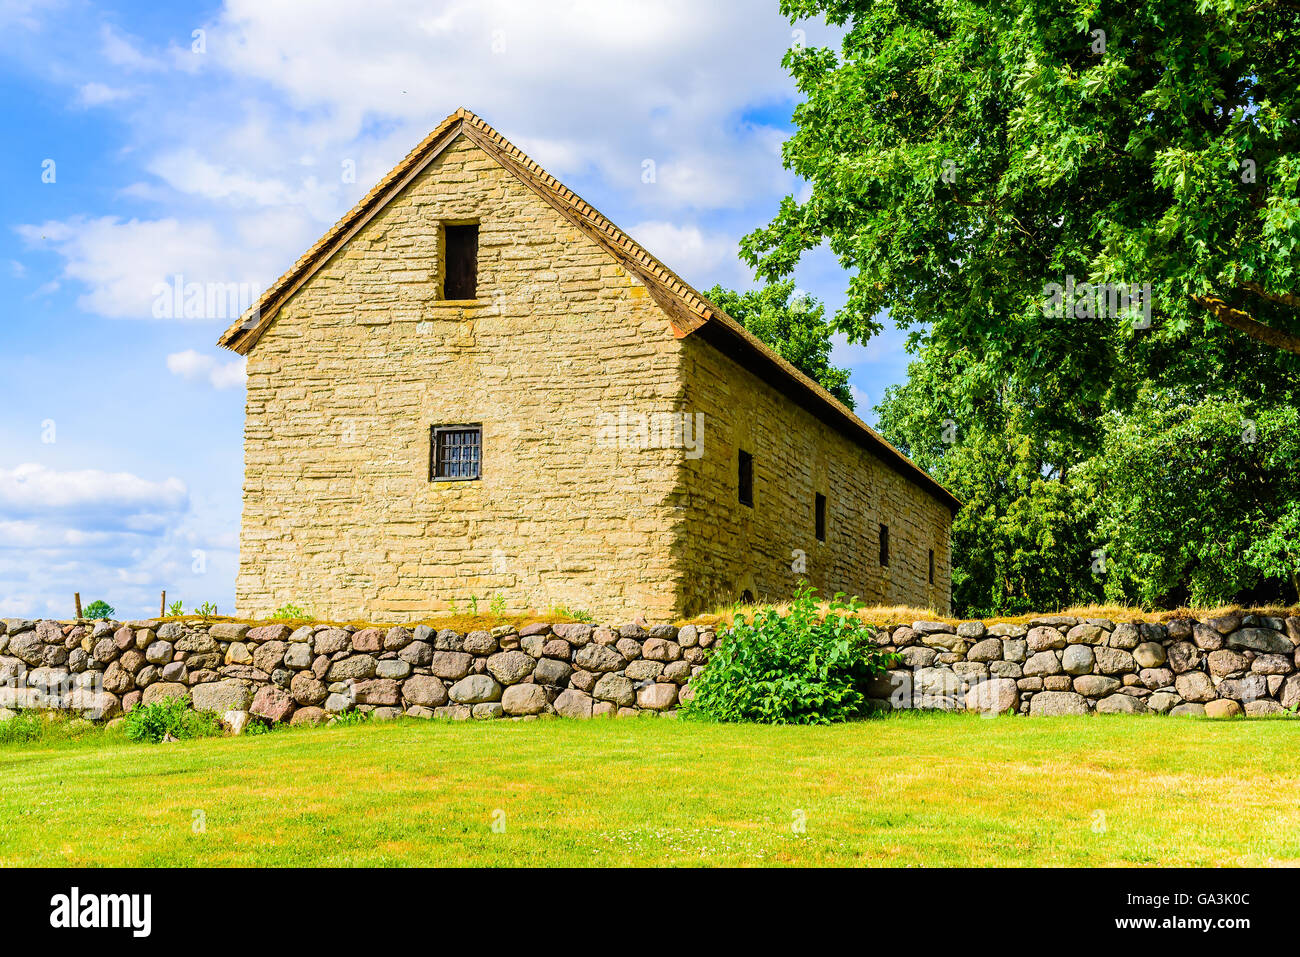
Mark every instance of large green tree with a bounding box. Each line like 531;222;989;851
749;0;1300;610
1083;390;1300;606
705;281;855;407
744;0;1300;437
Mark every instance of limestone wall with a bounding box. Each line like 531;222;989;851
3;611;1296;727
239;134;687;622
236;130;954;624
678;332;954;615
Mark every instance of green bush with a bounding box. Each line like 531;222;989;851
83;600;114;620
123;695;223;743
682;583;898;725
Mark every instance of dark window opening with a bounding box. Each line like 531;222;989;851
879;524;890;567
928;549;935;584
815;493;826;542
443;224;478;299
739;589;756;604
431;425;481;480
738;450;753;507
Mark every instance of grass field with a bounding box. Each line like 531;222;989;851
2;713;1297;867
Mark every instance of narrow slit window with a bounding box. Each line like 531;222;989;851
815;493;826;542
928;549;935;584
431;425;481;480
443;224;478;300
738;450;753;507
879;524;890;567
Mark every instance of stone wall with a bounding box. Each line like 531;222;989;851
0;617;714;726
868;613;1300;717
5;611;1293;728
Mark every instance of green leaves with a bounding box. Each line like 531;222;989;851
1086;393;1300;606
758;0;1300;612
683;583;895;724
82;600;114;620
748;0;1300;427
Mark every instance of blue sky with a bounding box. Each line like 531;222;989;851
0;0;916;619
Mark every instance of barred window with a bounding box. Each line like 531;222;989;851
928;549;935;584
431;425;481;480
879;524;890;567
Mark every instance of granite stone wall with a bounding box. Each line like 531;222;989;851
0;617;714;726
3;611;1295;728
867;613;1300;717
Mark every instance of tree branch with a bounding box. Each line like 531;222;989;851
1240;280;1300;313
1192;294;1300;354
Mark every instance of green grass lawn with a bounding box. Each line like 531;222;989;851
2;713;1297;867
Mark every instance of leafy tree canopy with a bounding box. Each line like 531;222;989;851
745;0;1300;443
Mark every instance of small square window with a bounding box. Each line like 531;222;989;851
815;493;826;542
879;524;890;567
928;549;935;584
431;425;481;480
443;223;478;300
738;450;753;507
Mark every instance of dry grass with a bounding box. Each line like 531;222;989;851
149;610;582;632
109;599;1300;633
683;600;1300;629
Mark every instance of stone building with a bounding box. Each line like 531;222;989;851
218;109;958;621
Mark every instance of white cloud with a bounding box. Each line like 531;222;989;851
626;221;750;290
183;0;816;210
100;23;165;72
0;463;188;517
14;215;298;319
0;464;233;619
166;349;247;390
0;0;45;31
76;81;130;107
149;149;316;209
14;1;843;330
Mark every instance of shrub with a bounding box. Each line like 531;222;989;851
682;583;898;724
83;600;114;620
272;602;312;620
123;696;222;743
